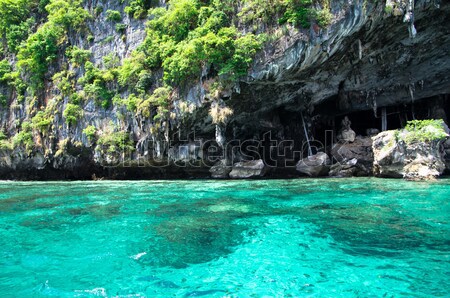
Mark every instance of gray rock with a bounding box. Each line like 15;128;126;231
337;117;356;142
330;136;373;176
366;128;380;137
209;160;232;179
337;129;356;143
331;136;373;163
371;131;405;177
296;152;330;177
372;130;447;180
443;138;450;173
229;159;267;179
329;160;356;177
1;0;450;180
329;158;371;177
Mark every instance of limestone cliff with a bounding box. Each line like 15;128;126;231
0;0;448;179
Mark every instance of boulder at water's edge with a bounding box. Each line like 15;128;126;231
229;159;268;179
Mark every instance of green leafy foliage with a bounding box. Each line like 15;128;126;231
38;0;51;13
6;17;35;53
117;56;143;86
13;121;34;152
78;61;115;109
278;0;313;28
105;9;122;22
123;93;139;112
134;71;152;93
0;0;30;32
94;5;103;17
66;46;92;67
54;138;86;157
403;119;448;144
16;0;90;93
6;71;27;101
53;70;75;96
63;103;83;126
238;0;285;24
97;130;134;153
124;0;156;19
102;53;120;69
0;94;7;107
135;86;171;119
0;60;11;83
115;23;127;33
314;8;333;27
0;0;32;53
136;0;263;85
151;1;200;42
0;131;13;150
222;32;263;77
46;0;91;31
83;125;97;142
276;0;333;28
102;35;114;44
31;110;53;133
17;23;62;91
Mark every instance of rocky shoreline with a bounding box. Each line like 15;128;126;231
2;121;449;181
0;1;449;181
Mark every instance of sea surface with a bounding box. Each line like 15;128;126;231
0;178;449;297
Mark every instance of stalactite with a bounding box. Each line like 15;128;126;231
215;124;225;148
357;39;362;60
372;95;378;118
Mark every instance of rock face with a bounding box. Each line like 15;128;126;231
229;160;268;179
209;160;232;179
296;152;330;177
444;138;450;173
330;136;373;177
0;0;449;179
372;131;447;180
329;158;361;177
337;129;356;143
0;149;99;180
337;117;356;143
242;0;450;116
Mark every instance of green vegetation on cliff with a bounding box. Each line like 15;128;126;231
381;119;449;153
0;0;335;154
403;119;448;144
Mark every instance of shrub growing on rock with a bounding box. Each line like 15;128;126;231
83;125;97;142
63;103;83;126
402;119;448;143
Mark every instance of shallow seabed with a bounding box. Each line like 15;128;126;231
0;178;449;297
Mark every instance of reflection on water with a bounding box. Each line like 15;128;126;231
0;178;448;297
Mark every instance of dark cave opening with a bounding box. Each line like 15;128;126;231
304;94;450;160
312;94;450;141
229;94;449;169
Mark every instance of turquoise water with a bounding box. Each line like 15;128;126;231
0;178;449;297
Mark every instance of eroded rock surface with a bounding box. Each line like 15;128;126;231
296;152;330;177
444;139;450;173
330;136;373;177
209;160;232;179
372;131;447;180
229;159;268;179
0;0;449;179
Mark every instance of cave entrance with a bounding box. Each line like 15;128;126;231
335;105;406;136
313;94;450;145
